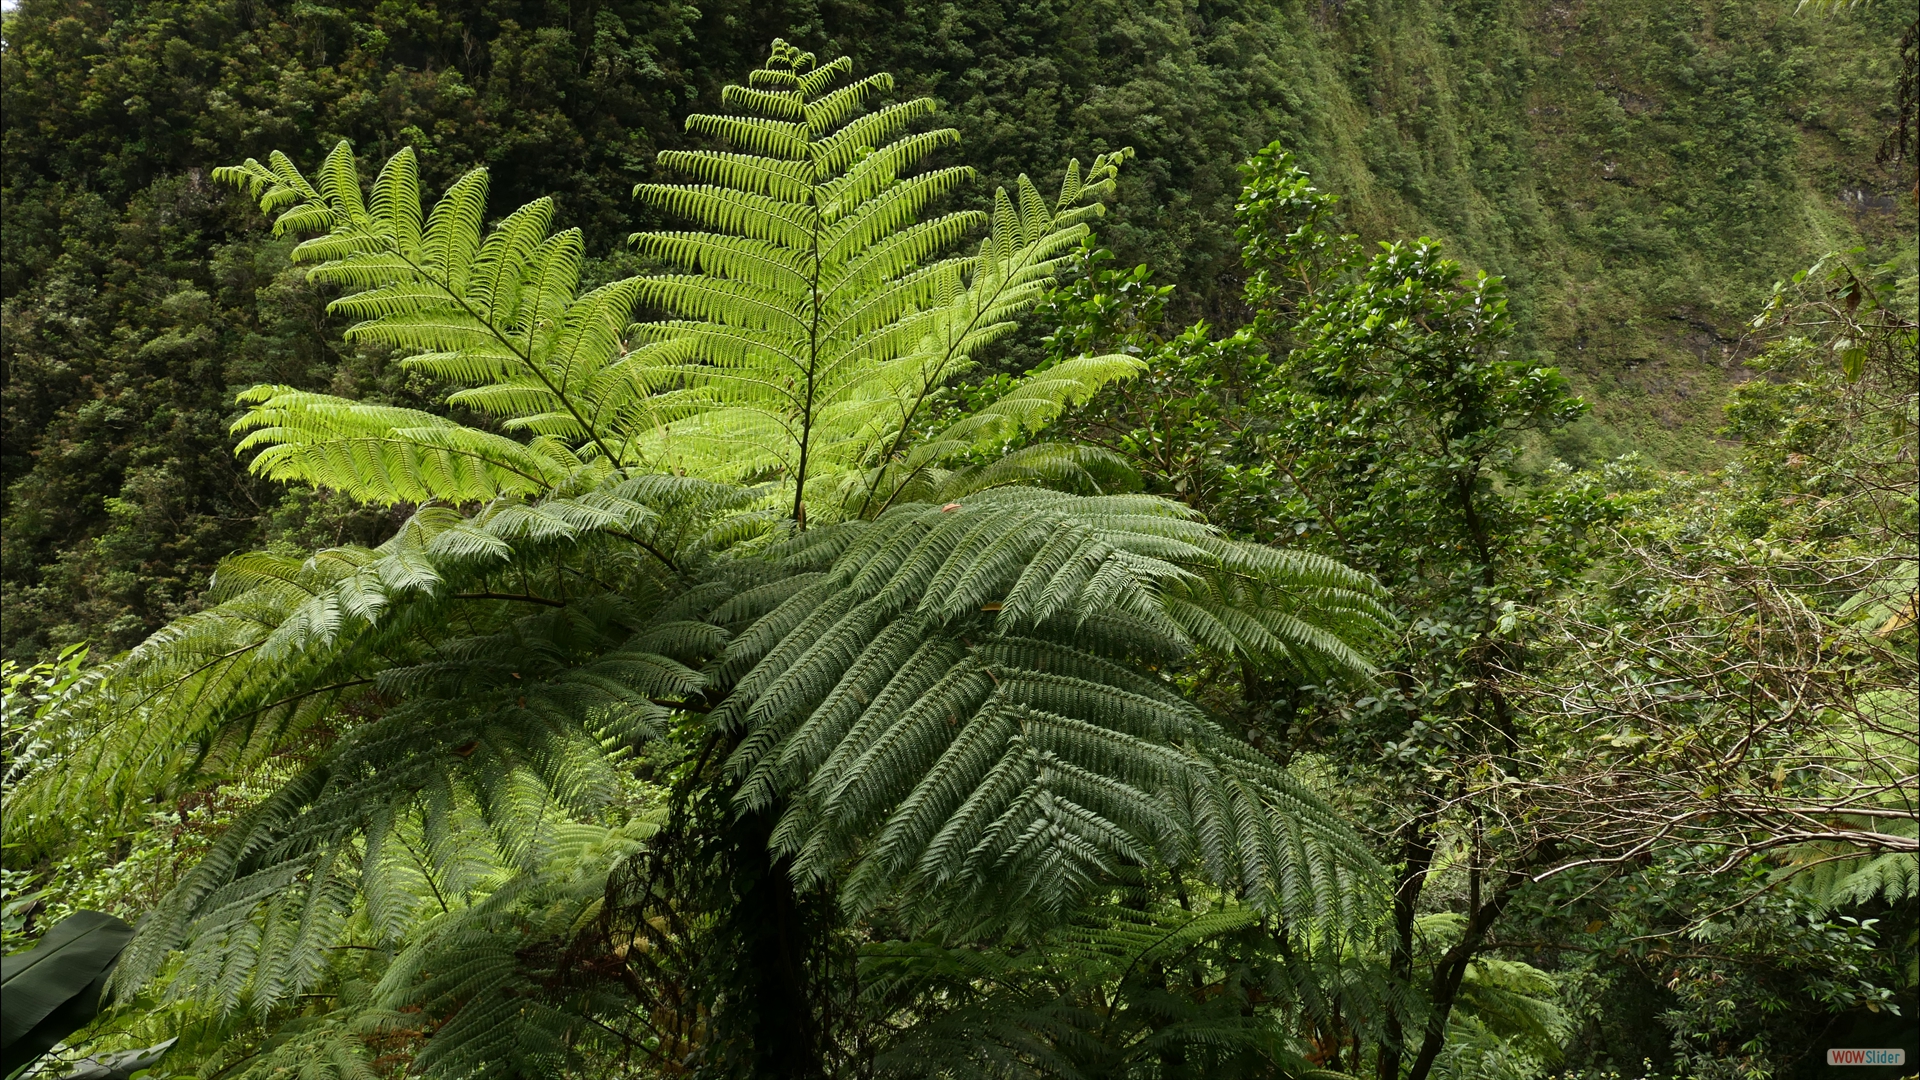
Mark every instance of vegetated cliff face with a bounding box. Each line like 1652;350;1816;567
1;0;1910;657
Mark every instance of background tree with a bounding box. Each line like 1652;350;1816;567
1485;250;1918;1078
1024;146;1915;1080
1233;148;1587;1080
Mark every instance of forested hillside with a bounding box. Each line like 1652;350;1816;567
1;0;1911;658
0;7;1914;1080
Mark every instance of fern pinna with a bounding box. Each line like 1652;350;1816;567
6;43;1396;1080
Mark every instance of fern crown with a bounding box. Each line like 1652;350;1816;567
213;41;1139;523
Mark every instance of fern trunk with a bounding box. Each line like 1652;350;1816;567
720;810;830;1079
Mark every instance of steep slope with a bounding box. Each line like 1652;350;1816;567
866;0;1913;462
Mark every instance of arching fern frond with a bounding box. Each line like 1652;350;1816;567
8;477;762;841
215;143;643;492
109;607;696;1011
1780;835;1920;913
231;386;590;503
714;489;1390;927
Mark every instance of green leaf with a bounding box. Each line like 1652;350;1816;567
1;911;134;1074
1839;344;1868;383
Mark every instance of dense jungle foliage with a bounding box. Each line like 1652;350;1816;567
2;0;1915;658
1;4;1915;1080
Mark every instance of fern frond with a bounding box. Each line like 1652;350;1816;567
866;902;1321;1079
10;478;758;844
231;387;580;503
714;489;1388;926
216;144;639;478
628;45;1138;521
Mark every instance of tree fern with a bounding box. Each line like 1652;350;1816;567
53;484;1384;1007
1780;841;1920;912
12;42;1403;1077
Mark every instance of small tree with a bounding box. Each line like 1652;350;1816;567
1040;143;1590;1078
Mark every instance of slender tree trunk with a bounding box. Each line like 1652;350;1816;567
1377;820;1436;1080
1402;869;1519;1080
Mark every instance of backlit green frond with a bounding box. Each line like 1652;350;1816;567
231;386;586;503
627;41;1138;522
215;142;643;490
215;43;1137;528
